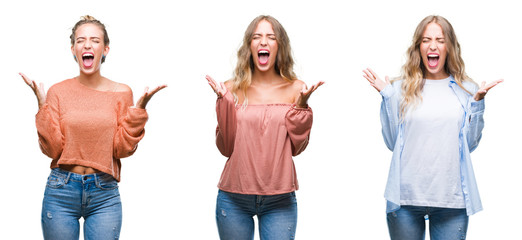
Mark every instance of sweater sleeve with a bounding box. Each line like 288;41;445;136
113;92;148;159
35;86;63;160
285;105;313;156
215;90;237;157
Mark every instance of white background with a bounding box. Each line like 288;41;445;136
1;0;520;239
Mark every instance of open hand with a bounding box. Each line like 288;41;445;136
363;68;390;92
136;85;167;109
473;79;503;101
206;75;227;98
295;81;324;108
20;73;46;109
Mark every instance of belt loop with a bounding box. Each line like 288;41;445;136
93;172;99;186
65;171;71;184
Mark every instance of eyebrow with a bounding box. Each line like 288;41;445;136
423;36;445;40
253;33;276;36
76;36;101;40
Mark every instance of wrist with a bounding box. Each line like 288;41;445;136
295;104;308;109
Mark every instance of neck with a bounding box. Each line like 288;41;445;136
425;71;450;80
77;70;105;88
252;68;282;85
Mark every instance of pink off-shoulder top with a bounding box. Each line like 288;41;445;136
215;90;313;195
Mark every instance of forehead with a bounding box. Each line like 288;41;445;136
75;23;104;38
423;22;444;37
254;20;275;34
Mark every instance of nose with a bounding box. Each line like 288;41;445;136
429;41;437;51
260;36;268;46
84;40;92;49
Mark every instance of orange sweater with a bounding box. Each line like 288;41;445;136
35;78;148;181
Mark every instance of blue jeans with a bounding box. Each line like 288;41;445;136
41;168;122;240
387;205;468;240
216;190;298;240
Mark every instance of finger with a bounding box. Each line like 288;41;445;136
205;75;215;85
363;69;376;82
142;85;166;102
19;73;29;84
362;69;372;79
301;83;307;92
385;76;390;84
206;75;221;92
486;79;504;88
206;75;217;86
150;85;167;94
309;81;323;93
367;68;379;80
19;73;33;86
143;87;150;97
363;74;374;84
306;83;320;96
298;84;306;98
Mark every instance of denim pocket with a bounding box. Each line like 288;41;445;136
46;174;65;189
96;175;118;190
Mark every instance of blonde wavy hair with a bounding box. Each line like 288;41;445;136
394;15;476;118
231;15;297;105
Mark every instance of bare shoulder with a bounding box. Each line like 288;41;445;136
224;79;234;91
101;77;132;93
115;83;132;93
112;81;132;93
290;79;306;93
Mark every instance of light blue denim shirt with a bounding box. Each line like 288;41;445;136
380;75;485;216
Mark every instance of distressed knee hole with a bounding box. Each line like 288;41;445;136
46;211;52;219
221;209;226;217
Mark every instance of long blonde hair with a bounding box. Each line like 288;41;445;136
394;15;475;118
232;15;297;105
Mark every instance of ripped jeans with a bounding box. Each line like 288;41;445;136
216;190;297;240
387;205;468;240
41;168;122;240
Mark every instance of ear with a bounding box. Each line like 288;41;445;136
103;45;110;57
71;45;77;62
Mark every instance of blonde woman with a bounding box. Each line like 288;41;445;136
206;15;323;239
363;15;502;240
21;16;165;239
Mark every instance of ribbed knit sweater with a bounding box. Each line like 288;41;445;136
35;78;148;181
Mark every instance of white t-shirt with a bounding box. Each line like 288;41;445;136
400;77;465;209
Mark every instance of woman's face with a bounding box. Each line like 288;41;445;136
71;23;109;75
250;20;278;73
420;22;449;80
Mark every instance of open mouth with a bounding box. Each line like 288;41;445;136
258;50;270;65
427;53;439;68
82;53;94;68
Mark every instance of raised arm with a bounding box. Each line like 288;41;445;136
20;73;64;159
286;81;323;156
363;68;399;151
207;75;236;157
467;79;503;152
